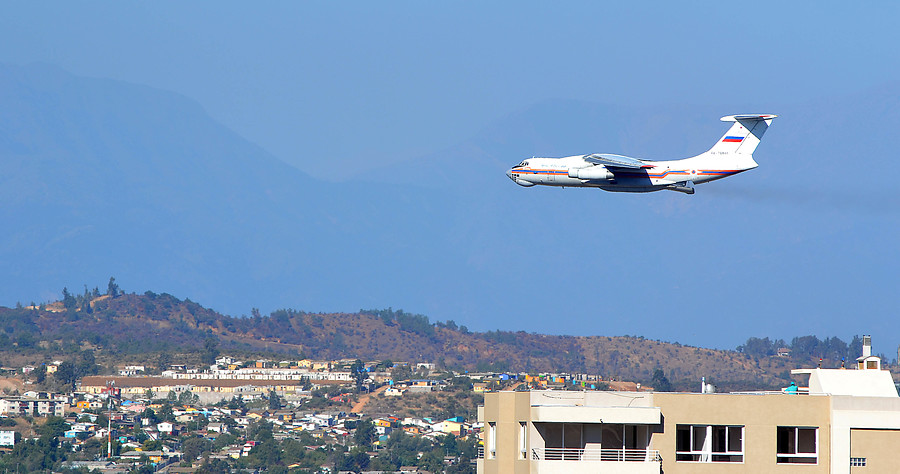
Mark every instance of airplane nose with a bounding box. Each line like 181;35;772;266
506;169;514;181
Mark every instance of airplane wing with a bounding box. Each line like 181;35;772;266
583;153;654;169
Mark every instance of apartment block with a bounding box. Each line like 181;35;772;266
478;360;900;473
0;397;66;418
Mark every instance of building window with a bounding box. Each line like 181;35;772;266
519;422;527;459
676;425;744;462
487;422;496;459
777;427;818;464
850;457;867;467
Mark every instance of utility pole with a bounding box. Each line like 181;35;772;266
107;380;115;459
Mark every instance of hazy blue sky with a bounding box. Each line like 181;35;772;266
5;2;899;178
3;2;900;352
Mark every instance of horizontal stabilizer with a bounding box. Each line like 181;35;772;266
720;114;777;122
584;153;653;169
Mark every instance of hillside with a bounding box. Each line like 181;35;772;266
0;291;833;391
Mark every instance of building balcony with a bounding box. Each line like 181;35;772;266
477;447;661;474
530;447;661;474
531;447;660;462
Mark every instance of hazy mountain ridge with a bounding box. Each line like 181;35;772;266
0;63;449;317
2;63;898;350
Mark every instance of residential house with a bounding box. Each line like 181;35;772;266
241;441;256;456
433;418;467;436
207;422;227;434
404;426;425;435
157;422;174;434
0;430;14;447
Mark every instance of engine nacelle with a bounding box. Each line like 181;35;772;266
568;166;614;180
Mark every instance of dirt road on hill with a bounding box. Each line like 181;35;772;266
351;385;388;413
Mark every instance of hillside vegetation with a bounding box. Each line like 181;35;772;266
0;288;880;392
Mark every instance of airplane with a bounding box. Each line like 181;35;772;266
505;114;776;194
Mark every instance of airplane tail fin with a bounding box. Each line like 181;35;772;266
707;114;777;155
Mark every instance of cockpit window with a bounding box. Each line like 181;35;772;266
514;160;528;168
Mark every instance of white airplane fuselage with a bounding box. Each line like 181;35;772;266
506;114;775;194
506;153;758;193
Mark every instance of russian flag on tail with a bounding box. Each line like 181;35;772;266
722;136;744;143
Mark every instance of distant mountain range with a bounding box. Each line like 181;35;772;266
0;292;804;391
0;63;446;318
1;63;898;350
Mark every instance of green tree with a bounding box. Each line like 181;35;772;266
345;448;371;472
201;338;219;366
248;439;281;468
157;352;172;372
107;277;120;297
440;434;460;456
158;404;175;422
354;418;376;449
419;447;444;473
250;421;274;443
390;364;413;383
182;437;213;462
33;364;47;385
55;361;77;389
80;286;93;313
75;350;98;378
268;389;282;410
62;287;76;310
142;438;162;451
140;407;159;425
178;390;198;406
212;432;237;450
350;359;367;392
39;416;70;438
281;438;306;464
195;458;232;474
651;369;672;392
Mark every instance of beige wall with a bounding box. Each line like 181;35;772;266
849;428;900;472
831;396;900;473
480;391;857;474
481;391;531;474
652;393;831;473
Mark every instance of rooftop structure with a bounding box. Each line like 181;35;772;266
478;339;900;474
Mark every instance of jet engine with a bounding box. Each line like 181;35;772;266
568;166;614;180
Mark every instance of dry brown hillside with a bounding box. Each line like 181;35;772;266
0;294;805;391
